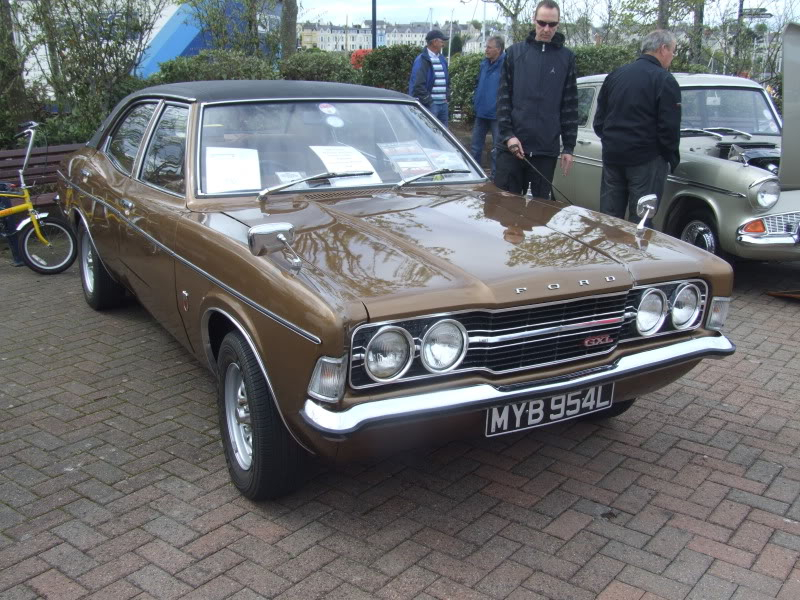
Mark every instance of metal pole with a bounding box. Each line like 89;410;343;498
372;0;377;48
448;9;453;61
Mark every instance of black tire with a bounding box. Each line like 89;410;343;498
17;217;77;274
217;331;307;500
79;226;126;310
677;208;727;259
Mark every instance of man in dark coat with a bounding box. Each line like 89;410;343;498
593;30;682;223
494;0;578;199
408;30;451;126
470;36;505;175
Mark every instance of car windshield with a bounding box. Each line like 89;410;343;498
198;101;482;195
680;87;781;136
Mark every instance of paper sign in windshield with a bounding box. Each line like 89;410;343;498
424;148;469;171
205;147;261;193
310;146;382;186
378;141;434;177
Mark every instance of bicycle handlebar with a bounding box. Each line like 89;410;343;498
14;121;40;139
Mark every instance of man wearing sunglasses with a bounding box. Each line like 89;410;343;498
495;0;578;199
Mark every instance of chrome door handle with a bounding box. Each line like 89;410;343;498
80;168;92;178
121;198;135;215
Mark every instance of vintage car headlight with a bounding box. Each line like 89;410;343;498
308;355;347;403
671;284;701;330
748;179;780;211
706;297;731;331
636;288;668;336
364;326;414;382
421;319;468;373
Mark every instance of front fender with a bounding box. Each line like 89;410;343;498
15;212;49;232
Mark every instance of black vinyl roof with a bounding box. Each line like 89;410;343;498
87;80;413;148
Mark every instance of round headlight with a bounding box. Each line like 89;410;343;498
421;319;468;373
750;179;780;210
364;327;414;382
636;288;668;336
671;283;701;330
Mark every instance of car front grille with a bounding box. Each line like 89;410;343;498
762;212;800;235
350;292;631;388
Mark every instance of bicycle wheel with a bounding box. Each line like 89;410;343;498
18;217;77;274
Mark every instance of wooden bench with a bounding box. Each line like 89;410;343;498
0;143;84;207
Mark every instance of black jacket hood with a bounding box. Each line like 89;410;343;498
524;30;566;49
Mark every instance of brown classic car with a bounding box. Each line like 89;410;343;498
57;81;735;499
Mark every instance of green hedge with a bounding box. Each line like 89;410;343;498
449;53;483;122
574;44;637;77
360;44;419;93
279;50;359;83
150;50;278;84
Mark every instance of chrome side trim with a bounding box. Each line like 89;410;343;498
201;307;314;454
667;176;747;198
302;335;735;435
470;316;624;344
58;172;321;344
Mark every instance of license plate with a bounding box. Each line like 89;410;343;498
485;384;614;437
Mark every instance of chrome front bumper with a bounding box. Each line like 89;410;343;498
301;335;735;436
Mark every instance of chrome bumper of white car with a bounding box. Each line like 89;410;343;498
301;335;735;436
737;232;800;247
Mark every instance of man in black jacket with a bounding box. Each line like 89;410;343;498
593;30;681;223
495;0;578;199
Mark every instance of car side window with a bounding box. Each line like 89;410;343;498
107;103;157;175
141;105;189;194
577;87;596;128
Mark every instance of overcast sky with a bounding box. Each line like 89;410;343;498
298;0;508;27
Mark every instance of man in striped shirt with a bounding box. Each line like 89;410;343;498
408;30;451;126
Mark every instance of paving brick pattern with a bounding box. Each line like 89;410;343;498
2;248;800;599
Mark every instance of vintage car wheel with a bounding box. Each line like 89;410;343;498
18;217;77;274
678;209;724;258
217;331;306;500
79;227;126;310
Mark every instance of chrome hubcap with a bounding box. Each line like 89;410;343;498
681;220;716;254
81;234;95;293
224;363;252;470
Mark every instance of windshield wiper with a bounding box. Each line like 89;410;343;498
680;128;724;139
703;127;752;140
257;170;374;201
393;168;471;190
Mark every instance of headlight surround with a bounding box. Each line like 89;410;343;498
671;283;702;330
364;326;414;382
420;319;468;373
748;178;780;211
636;288;668;336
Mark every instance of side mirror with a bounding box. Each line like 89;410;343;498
248;222;295;256
635;194;658;234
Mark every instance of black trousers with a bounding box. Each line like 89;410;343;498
599;156;668;224
494;150;557;199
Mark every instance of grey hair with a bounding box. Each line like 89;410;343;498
641;30;676;54
488;36;505;52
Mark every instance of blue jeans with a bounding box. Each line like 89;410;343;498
470;117;500;175
430;102;448;127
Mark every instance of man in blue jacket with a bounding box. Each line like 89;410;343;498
408;30;450;126
470;36;505;176
495;0;578;199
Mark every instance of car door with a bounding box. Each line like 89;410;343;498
120;103;192;347
562;84;604;211
84;101;159;275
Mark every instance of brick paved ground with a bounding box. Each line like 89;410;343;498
2;245;800;600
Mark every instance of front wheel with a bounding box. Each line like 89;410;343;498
18;217;77;274
217;331;307;500
677;208;727;260
79;226;126;310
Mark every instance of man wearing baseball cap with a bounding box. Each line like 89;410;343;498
408;29;451;126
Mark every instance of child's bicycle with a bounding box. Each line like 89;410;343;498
0;121;77;274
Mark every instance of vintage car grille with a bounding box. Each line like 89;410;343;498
350;292;630;388
762;212;800;235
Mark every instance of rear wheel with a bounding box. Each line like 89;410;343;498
217;331;307;500
79;226;126;310
18;217;77;274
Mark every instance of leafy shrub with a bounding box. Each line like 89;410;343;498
150;50;278;84
350;49;372;69
449;52;483;122
360;44;420;93
573;44;636;77
279;51;359;83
